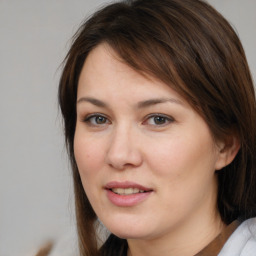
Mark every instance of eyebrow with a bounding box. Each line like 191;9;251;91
77;97;109;108
77;96;183;108
137;98;183;108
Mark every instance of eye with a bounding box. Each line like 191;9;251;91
83;114;110;126
143;114;174;126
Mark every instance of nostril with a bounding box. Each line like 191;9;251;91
105;131;143;169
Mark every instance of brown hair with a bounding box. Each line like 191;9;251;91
58;0;256;255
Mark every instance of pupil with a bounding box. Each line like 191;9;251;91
154;116;165;124
96;116;106;124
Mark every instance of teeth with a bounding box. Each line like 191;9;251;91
111;188;145;195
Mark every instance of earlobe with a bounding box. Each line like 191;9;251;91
215;135;240;171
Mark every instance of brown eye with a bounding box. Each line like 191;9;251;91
84;114;110;126
153;116;167;125
144;114;174;126
95;116;107;124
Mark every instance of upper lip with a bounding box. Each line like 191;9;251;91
104;181;153;191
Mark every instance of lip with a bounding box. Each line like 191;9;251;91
105;181;152;191
104;181;153;207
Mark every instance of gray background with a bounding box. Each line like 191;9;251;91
0;0;255;255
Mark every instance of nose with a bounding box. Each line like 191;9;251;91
105;125;143;170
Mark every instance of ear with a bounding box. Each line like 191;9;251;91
215;134;240;171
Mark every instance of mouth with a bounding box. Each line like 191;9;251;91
104;181;153;207
105;181;153;194
110;187;148;195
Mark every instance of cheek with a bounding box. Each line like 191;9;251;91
74;133;107;212
146;130;218;185
146;135;218;217
74;132;105;182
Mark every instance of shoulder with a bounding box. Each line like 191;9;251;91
218;217;256;256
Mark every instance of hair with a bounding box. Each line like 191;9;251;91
58;0;256;255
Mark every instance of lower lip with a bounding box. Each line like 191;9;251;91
106;189;152;207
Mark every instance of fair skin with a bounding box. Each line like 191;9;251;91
74;43;238;256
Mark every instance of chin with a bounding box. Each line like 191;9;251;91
105;222;154;240
112;230;148;240
98;211;157;240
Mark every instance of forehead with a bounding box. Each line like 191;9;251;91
77;43;186;104
78;43;147;89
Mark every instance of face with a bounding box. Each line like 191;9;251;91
74;44;225;241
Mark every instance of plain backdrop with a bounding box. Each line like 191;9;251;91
0;0;255;255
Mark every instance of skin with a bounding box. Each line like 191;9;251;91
74;43;238;256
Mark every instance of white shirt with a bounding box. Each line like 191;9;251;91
219;217;256;256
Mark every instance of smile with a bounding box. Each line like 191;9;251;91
105;181;153;207
111;188;146;195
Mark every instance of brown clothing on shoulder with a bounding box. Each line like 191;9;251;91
195;220;240;256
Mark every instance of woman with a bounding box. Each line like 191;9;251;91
57;0;256;255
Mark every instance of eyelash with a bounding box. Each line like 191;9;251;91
143;114;174;126
82;113;174;127
83;113;110;126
